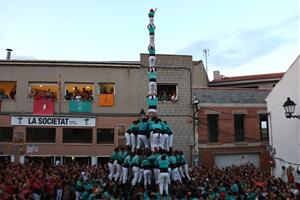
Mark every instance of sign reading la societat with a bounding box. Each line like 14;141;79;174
11;116;96;127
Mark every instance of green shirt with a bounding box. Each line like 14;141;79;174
150;121;162;131
128;124;135;133
147;71;157;79
148;11;155;18
169;155;177;165
146;96;158;106
116;151;123;162
141;158;151;168
110;152;118;161
148;48;155;55
132;155;141;166
139;121;149;133
148;24;155;33
81;191;89;200
124;155;132;166
75;180;84;192
158;158;169;169
164;123;172;134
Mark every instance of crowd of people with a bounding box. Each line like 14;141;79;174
0;87;16;100
29;88;57;101
65;87;93;101
157;90;177;102
1;160;300;199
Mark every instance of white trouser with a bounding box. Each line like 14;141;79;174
114;163;122;181
56;189;62;200
149;81;157;95
75;191;81;200
149;35;155;45
137;134;149;149
131;166;140;186
149;56;156;67
183;163;191;181
160;133;169;150
179;166;185;179
159;172;169;195
150;131;154;151
154;168;159;184
32;193;41;200
149;17;154;24
108;162;115;181
130;134;137;152
168;168;171;184
153;132;160;149
171;167;182;183
168;134;173;149
138;168;144;183
148;108;157;113
125;132;131;146
121;167;129;184
144;169;152;188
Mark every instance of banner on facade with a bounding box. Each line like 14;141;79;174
11;116;96;127
27;144;38;154
33;99;54;115
13;132;24;144
69;101;92;113
98;94;114;107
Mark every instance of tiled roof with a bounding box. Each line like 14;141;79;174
193;87;271;104
210;72;284;83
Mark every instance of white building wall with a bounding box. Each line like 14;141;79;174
266;55;300;181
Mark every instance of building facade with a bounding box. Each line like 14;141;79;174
266;55;300;182
0;54;208;165
209;71;284;89
194;87;272;170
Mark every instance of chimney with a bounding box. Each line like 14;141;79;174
6;49;13;60
213;70;221;80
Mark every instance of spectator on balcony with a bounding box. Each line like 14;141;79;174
9;87;16;100
0;89;9;100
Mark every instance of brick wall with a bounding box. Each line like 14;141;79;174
198;107;266;144
199;146;271;170
198;106;270;170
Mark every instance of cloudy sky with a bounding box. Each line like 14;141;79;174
0;0;299;79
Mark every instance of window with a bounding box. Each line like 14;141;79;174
26;128;56;143
65;83;93;101
29;83;58;100
63;128;92;143
234;114;245;142
260;114;269;141
0;82;16;100
207;114;219;142
0;127;13;142
97;129;114;144
157;84;177;102
99;83;115;94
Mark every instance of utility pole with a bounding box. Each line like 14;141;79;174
203;49;209;73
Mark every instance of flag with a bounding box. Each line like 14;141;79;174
69;100;92;113
57;75;62;113
98;94;114;107
33;100;54;115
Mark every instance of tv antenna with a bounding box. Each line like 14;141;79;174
203;49;209;73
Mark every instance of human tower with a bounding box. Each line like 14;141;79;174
107;9;190;197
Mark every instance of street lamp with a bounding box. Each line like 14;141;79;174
283;97;300;119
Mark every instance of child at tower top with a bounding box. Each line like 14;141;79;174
148;8;157;18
